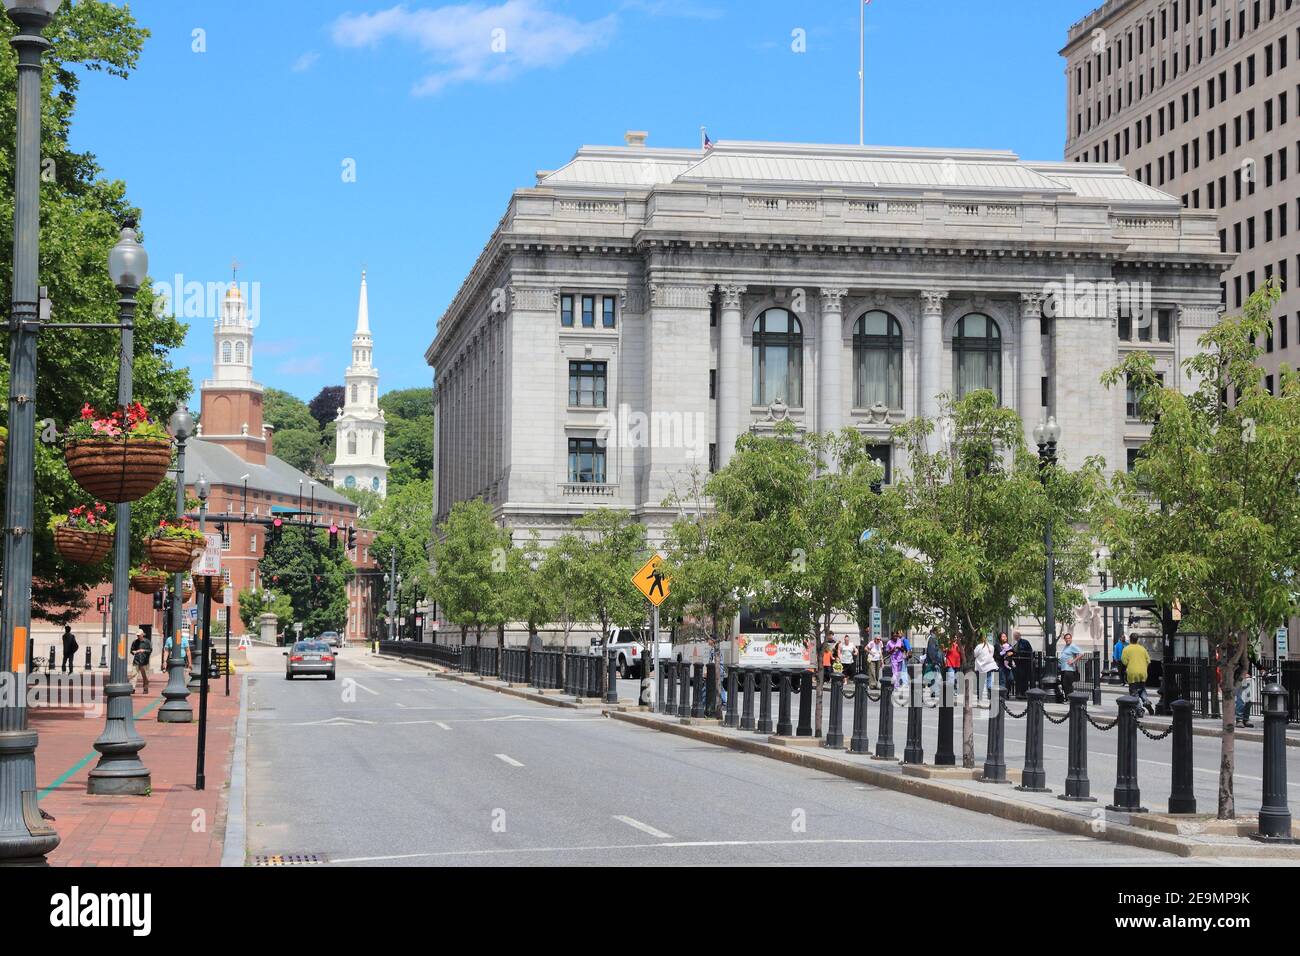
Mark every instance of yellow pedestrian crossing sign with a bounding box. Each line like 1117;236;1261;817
632;554;670;607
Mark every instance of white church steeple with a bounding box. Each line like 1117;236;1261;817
333;270;389;497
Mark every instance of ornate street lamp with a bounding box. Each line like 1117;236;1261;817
188;476;209;689
87;222;152;795
0;0;63;865
1033;416;1062;698
158;405;194;722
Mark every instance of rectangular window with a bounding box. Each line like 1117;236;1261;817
567;360;607;407
1158;308;1173;342
1127;446;1146;473
560;294;574;328
602;295;616;328
709;368;716;399
1118;309;1133;340
567;437;606;484
867;444;893;485
581;295;595;328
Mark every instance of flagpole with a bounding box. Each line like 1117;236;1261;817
859;0;865;146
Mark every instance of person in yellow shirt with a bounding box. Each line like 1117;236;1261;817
1120;634;1155;715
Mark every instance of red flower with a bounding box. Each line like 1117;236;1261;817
159;519;167;528
80;403;95;421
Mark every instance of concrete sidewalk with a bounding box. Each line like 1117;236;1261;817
30;663;241;867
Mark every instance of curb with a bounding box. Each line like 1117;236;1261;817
604;709;1300;860
220;674;249;868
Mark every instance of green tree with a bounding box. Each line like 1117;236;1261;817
236;585;294;634
885;391;1053;766
272;426;327;478
1100;282;1299;818
371;479;433;595
257;524;350;637
262;387;318;434
430;498;511;645
708;424;887;735
338;485;382;521
0;3;190;621
378;388;433;492
562;510;646;653
506;531;556;644
308;385;344;430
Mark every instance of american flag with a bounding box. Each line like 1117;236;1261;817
703;133;713;150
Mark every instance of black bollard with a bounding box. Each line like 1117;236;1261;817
757;670;774;734
655;656;666;712
796;671;814;737
677;662;691;718
1252;677;1296;842
691;663;704;719
825;673;846;749
1016;688;1051;792
1106;696;1147;813
981;692;1008;783
724;666;739;728
606;650;619;705
704;664;717;718
84;646;92;671
873;666;896;760
1168;699;1197;814
936;676;956;767
776;671;794;737
903;664;924;764
1060;691;1096;802
849;672;871;754
739;668;756;731
665;661;678;715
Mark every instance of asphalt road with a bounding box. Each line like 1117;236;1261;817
243;649;1206;866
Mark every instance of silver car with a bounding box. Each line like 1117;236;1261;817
318;630;342;651
284;640;336;680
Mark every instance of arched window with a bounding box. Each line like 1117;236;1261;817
853;310;903;409
234;341;245;364
370;432;377;454
953;313;1002;402
350;384;358;404
752;308;803;406
221;340;231;363
347;430;357;455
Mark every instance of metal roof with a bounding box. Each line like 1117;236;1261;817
183;438;353;508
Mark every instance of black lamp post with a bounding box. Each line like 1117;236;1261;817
1095;551;1108;705
0;0;63;864
1033;416;1062;694
86;221;152;796
187;476;210;690
158;404;194;722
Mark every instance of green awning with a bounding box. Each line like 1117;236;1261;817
1094;585;1155;608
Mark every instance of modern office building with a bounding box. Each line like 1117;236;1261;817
1063;0;1298;392
427;133;1228;552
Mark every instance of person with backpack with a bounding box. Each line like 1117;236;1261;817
130;629;153;694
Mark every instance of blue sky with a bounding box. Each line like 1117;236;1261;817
70;0;1100;401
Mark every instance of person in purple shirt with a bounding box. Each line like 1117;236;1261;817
886;631;909;688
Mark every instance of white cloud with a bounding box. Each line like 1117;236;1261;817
330;0;616;96
292;51;321;72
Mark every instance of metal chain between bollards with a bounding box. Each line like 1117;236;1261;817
841;685;856;701
1086;712;1119;731
1137;721;1174;741
865;688;882;702
1002;699;1027;720
1044;708;1071;725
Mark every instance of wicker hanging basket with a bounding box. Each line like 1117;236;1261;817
182;577;195;600
53;526;113;565
147;536;203;573
64;436;172;503
193;574;224;603
130;571;168;594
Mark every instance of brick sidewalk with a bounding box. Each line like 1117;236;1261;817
29;665;241;867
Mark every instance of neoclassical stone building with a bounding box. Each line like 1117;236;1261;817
427;135;1229;543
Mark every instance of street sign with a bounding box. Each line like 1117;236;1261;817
632;554;670;607
223;587;233;606
188;607;199;621
193;533;222;576
870;606;882;642
1277;627;1289;659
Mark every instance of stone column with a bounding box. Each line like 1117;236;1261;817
817;288;848;437
918;290;947;423
1019;292;1045;443
717;284;746;467
506;285;559;503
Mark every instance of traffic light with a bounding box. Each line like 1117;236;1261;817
346;524;356;551
269;516;282;545
152;591;164;610
96;596;106;613
329;522;339;550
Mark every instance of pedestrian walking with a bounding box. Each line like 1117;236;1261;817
1057;632;1084;699
59;625;78;674
886;631;909;689
924;631;944;706
973;634;998;706
130;629;153;694
864;633;883;689
1013;631;1034;698
1112;635;1126;685
163;630;191;672
996;631;1014;700
944;634;962;705
1233;648;1257;728
1120;634;1155;715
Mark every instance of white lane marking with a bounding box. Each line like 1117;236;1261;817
348;679;380;697
613;815;673;839
435;721;452;731
328;836;1094;864
292;716;375;727
495;753;524;767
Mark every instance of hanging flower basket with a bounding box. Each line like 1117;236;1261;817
130;566;168;594
182;577;194;600
0;425;7;468
147;519;205;573
49;506;114;565
193;574;224;603
63;403;172;503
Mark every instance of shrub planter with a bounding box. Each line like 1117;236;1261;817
64;436;172;503
54;526;113;565
147;536;202;573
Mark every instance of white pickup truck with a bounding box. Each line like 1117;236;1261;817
591;627;672;679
